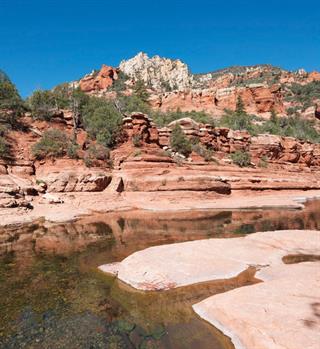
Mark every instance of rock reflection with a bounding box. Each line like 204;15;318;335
1;200;320;348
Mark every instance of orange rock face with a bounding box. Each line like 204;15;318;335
150;84;284;116
308;71;320;82
79;64;118;92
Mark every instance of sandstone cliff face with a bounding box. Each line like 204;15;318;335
79;65;119;93
75;53;320;118
119;52;192;91
119;113;320;168
150;83;284;115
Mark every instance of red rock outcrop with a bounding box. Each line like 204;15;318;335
150;116;320;167
79;65;118;92
308;71;320;82
36;160;112;192
150;84;285;116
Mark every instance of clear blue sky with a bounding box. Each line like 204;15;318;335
1;0;319;97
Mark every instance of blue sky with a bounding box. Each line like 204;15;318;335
1;0;319;97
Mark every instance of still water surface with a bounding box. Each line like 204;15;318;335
1;200;319;348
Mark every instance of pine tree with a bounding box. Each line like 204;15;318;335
270;108;278;124
133;79;150;103
235;95;245;115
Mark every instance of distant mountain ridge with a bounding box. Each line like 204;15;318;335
72;52;320;118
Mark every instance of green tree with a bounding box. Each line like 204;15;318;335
32;128;69;159
28;89;57;120
170;124;192;157
270;108;278;124
235;95;245;115
116;94;151;115
231;150;251;167
0;78;25;126
133;79;150;103
82;97;122;147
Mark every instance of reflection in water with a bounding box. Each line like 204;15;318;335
0;200;320;348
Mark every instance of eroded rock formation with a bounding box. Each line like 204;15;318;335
119;52;192;91
76;53;320;118
79;65;119;93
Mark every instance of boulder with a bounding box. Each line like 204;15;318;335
36;170;112;192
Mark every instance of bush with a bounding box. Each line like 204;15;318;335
82;97;122;147
231;150;251;167
83;144;110;167
170;124;192;157
284;81;320;110
110;71;129;92
132;79;150;103
28;89;57;120
28;86;89;121
117;94;151;115
52;83;72;109
0;135;8;158
258;114;320;143
0;78;25;126
258;155;268;168
67;142;79;159
132;134;141;147
32;129;69;159
219;96;258;134
192;143;214;161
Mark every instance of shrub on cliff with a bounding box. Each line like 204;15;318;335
32;128;69;159
28;89;57;120
117;94;151;114
28;86;89;120
219;97;257;134
170;124;192;157
231;150;251;167
192;143;214;161
284;81;320;110
0;77;25;126
0;136;8;158
82;97;122;147
83;143;110;167
110;71;129;92
259;113;320;143
133;79;150;103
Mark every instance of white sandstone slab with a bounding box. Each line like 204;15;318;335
99;230;320;290
193;262;320;349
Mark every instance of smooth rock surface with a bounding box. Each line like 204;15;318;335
193;262;320;349
99;230;320;290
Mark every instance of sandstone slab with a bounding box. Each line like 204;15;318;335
193;262;320;349
99;230;320;290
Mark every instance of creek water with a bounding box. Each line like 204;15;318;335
1;200;320;349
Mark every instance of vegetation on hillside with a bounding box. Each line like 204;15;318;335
82;97;122;147
219;96;258;134
284;81;320;111
27;86;89;121
259;112;320;143
0;125;9;158
231;150;251;167
0;74;25;127
170;124;192;156
2;66;320;165
32;129;70;159
219;97;320;143
0;70;10;83
0;71;26;157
